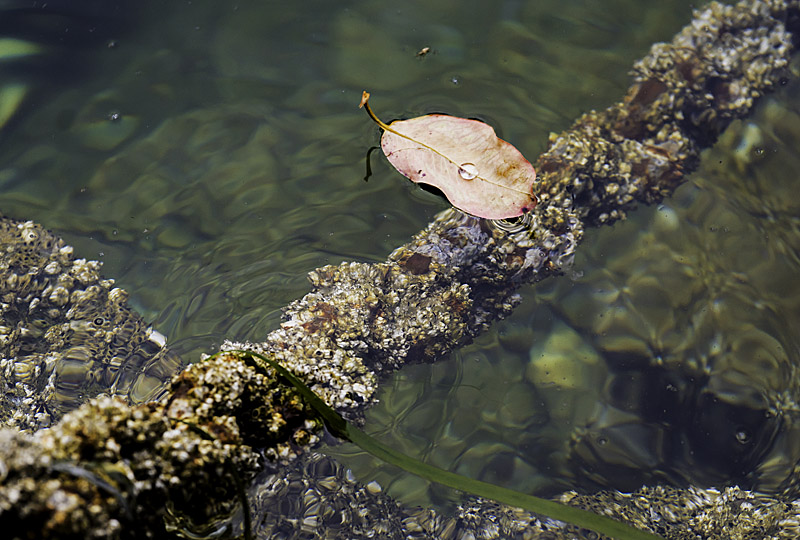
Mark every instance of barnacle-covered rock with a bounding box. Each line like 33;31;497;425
252;452;442;539
2;0;800;538
166;353;323;462
0;215;184;431
251;452;800;540
554;485;800;540
0;352;322;539
534;0;796;230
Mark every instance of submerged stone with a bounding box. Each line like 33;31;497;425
0;215;184;431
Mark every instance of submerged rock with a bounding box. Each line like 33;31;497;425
253;452;800;540
0;215;184;431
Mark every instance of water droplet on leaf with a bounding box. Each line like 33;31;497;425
458;163;478;180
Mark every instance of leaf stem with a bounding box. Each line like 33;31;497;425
359;90;393;132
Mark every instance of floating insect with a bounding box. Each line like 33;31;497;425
415;46;431;58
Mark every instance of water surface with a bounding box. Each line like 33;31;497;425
2;0;799;525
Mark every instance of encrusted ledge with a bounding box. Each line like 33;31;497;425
1;0;799;538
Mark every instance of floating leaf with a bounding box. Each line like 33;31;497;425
360;90;537;220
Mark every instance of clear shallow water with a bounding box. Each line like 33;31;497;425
0;0;696;358
2;0;800;524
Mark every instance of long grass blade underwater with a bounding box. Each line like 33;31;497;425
231;350;665;540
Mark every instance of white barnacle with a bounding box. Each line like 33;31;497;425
48;286;70;307
43;261;61;275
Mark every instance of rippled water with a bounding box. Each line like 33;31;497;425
2;0;799;525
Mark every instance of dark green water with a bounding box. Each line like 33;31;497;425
0;0;695;355
3;0;800;521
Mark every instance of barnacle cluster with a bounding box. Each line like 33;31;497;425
224;211;550;420
534;0;796;229
252;452;442;539
0;215;183;431
477;485;800;539
252;453;800;540
0;352;322;538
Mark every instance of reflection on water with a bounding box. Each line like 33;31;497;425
1;0;800;528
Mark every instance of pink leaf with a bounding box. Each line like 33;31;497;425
360;91;537;220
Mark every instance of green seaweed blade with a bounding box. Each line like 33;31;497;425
234;350;664;540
